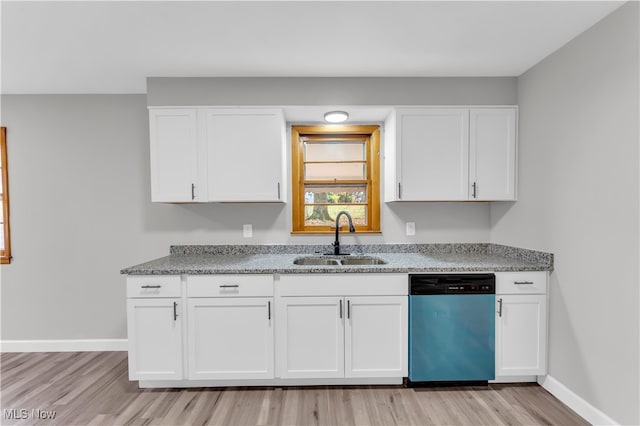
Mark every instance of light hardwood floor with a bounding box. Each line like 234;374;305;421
1;351;588;426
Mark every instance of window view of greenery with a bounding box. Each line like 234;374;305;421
303;139;368;227
291;125;380;234
304;185;367;227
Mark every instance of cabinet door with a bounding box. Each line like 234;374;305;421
469;108;517;201
396;108;469;201
277;297;344;379
149;109;200;202
126;298;183;380
187;297;274;380
496;294;547;376
345;296;407;378
205;109;285;202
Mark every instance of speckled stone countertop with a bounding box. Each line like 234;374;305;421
121;243;553;275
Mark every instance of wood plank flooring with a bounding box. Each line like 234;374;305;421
1;351;588;426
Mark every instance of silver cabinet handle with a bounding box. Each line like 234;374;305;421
398;182;402;199
219;284;239;288
268;301;271;320
472;182;477;199
514;281;534;285
347;300;351;319
497;298;503;317
277;182;281;200
191;183;195;200
339;300;343;319
141;285;161;289
173;301;178;321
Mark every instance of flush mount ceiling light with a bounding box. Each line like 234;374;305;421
324;111;349;123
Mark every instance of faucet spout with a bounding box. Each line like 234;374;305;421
333;211;356;255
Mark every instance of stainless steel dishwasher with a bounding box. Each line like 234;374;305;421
408;273;496;386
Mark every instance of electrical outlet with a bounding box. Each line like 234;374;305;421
243;224;253;238
406;222;416;236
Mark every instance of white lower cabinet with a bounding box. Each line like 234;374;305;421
187;297;274;380
186;275;275;380
277;295;407;379
277;297;344;379
345;296;408;378
126;276;183;381
495;272;548;378
276;274;408;381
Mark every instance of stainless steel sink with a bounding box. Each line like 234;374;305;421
339;257;387;265
293;256;387;266
293;257;341;266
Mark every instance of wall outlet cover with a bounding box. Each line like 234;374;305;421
243;224;253;238
406;222;416;236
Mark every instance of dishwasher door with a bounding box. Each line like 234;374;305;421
408;274;495;385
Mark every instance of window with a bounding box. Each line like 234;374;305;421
291;125;380;234
0;127;11;263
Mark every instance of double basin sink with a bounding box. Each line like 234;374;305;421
293;256;387;266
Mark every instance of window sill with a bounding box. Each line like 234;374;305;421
291;230;382;235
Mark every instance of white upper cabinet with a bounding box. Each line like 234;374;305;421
204;109;286;202
469;108;517;201
387;108;469;201
385;107;517;202
147;107;285;203
149;109;202;202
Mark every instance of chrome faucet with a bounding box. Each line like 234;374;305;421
333;211;356;255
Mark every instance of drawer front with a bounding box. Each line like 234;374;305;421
187;275;274;297
496;271;547;294
126;275;181;298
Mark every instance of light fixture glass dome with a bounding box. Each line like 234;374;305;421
324;111;349;123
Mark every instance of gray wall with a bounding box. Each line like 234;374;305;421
491;3;639;424
0;76;515;341
147;77;517;106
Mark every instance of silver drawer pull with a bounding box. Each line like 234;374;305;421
514;281;534;285
141;285;161;289
219;284;239;288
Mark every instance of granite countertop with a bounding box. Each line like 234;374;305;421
121;243;553;275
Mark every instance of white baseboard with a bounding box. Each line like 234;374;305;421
1;339;128;353
491;375;537;383
538;375;618;425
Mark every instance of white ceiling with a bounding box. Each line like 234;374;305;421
1;1;624;94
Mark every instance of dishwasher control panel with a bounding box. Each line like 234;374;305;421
409;273;495;295
446;284;494;293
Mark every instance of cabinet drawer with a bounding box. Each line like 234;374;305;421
126;275;181;298
187;275;274;297
496;271;547;294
